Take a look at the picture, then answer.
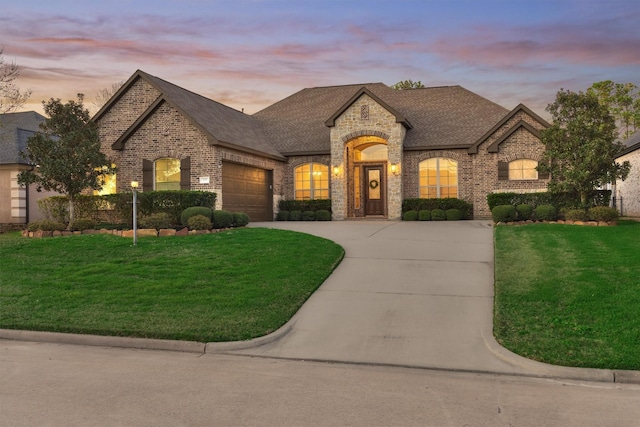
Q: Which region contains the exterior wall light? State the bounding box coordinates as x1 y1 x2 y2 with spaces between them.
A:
333 166 340 176
390 163 399 175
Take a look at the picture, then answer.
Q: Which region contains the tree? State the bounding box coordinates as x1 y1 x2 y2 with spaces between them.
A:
538 88 630 207
0 48 32 114
391 79 425 90
91 80 124 113
588 80 640 139
18 94 115 227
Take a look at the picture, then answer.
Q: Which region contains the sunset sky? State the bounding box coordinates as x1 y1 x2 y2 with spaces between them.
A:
2 0 639 119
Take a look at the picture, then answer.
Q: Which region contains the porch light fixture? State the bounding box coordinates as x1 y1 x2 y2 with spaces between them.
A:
131 181 139 246
390 163 399 175
333 166 340 176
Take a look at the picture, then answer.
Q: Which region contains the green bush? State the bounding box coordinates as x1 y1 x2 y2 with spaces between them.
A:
187 214 212 230
588 206 619 222
418 210 431 221
302 211 316 221
69 218 96 231
431 209 446 221
139 212 172 230
315 210 331 221
446 209 462 221
516 204 533 221
535 205 557 221
564 209 589 222
212 210 234 229
487 190 611 211
403 210 418 221
289 210 302 221
278 199 331 213
37 196 69 223
233 212 250 227
492 205 517 223
402 198 472 219
276 211 290 221
181 206 213 226
27 220 66 232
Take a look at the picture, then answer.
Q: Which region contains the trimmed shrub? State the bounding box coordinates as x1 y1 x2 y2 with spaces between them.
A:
446 209 462 221
139 212 172 230
588 206 619 222
289 210 302 221
431 209 446 221
181 206 213 226
418 210 431 221
402 198 472 219
403 210 418 221
535 205 557 221
278 199 331 213
276 211 290 221
233 212 250 227
487 190 611 212
69 218 96 231
27 220 66 232
212 210 234 229
315 210 331 221
302 211 316 221
564 209 589 222
187 214 212 230
492 205 516 223
516 204 533 221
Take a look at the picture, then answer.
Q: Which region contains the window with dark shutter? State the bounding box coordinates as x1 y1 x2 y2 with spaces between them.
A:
498 161 509 180
143 159 153 192
180 157 191 190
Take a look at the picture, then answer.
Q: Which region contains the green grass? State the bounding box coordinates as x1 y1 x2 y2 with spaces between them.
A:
0 228 344 342
494 220 640 370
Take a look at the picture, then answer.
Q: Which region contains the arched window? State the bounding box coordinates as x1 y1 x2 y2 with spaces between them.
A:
294 163 329 200
155 158 181 190
509 159 538 180
419 158 458 198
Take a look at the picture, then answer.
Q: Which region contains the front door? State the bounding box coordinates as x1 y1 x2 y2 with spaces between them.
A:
364 165 384 216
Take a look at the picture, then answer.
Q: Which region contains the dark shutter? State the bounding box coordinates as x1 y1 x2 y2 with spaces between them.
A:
537 164 550 180
498 161 509 180
143 159 153 192
180 157 191 190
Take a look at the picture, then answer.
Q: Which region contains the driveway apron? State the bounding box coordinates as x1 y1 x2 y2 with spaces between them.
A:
234 221 524 374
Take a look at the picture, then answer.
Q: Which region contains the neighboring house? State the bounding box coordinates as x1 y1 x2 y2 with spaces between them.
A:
615 131 640 217
94 70 550 220
0 111 58 228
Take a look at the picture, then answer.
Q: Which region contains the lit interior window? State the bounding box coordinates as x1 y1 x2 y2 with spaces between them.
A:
155 158 181 191
294 163 329 200
419 158 458 198
509 159 538 180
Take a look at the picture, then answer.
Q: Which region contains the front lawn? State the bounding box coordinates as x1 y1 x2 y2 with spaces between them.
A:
494 220 640 370
0 228 344 342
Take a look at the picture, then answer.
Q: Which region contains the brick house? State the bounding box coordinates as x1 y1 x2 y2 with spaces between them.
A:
94 70 550 220
615 131 640 217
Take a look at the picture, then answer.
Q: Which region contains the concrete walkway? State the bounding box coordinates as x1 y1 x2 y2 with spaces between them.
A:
220 220 520 373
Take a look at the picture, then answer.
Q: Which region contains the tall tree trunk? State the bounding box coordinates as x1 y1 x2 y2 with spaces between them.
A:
67 194 75 230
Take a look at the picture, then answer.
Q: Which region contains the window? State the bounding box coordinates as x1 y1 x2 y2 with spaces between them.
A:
155 158 181 191
294 163 329 200
509 159 538 180
419 158 458 198
354 144 388 161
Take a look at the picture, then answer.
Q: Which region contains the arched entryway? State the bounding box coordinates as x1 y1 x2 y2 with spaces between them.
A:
346 136 389 218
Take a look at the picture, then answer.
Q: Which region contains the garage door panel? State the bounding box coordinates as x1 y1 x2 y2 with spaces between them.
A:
222 162 272 222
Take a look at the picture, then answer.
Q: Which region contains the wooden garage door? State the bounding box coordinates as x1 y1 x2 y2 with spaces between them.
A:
222 162 272 221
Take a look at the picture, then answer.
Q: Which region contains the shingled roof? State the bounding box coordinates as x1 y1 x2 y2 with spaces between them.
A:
0 111 46 164
97 70 285 160
253 83 509 155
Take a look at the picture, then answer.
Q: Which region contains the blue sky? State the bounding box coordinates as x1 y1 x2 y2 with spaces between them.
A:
2 0 639 118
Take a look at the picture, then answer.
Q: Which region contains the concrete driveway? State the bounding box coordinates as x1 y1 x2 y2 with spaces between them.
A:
222 220 525 374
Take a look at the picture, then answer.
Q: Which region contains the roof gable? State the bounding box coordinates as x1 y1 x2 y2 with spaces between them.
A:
324 87 413 129
467 104 550 154
99 70 285 161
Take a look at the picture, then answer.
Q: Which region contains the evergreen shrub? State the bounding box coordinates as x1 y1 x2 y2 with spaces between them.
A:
418 210 431 221
535 205 557 221
403 210 418 221
492 205 516 223
212 210 234 229
446 209 462 221
431 209 446 221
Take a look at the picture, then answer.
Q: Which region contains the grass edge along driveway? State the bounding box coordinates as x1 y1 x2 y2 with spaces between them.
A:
494 220 640 370
0 228 344 343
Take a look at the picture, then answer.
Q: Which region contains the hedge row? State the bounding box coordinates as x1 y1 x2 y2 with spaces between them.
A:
491 204 619 223
278 199 331 213
402 198 473 219
37 191 217 228
403 208 463 221
276 210 332 221
486 190 611 211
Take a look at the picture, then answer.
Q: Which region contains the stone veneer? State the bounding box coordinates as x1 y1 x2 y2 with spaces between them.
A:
616 148 640 217
329 94 405 220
